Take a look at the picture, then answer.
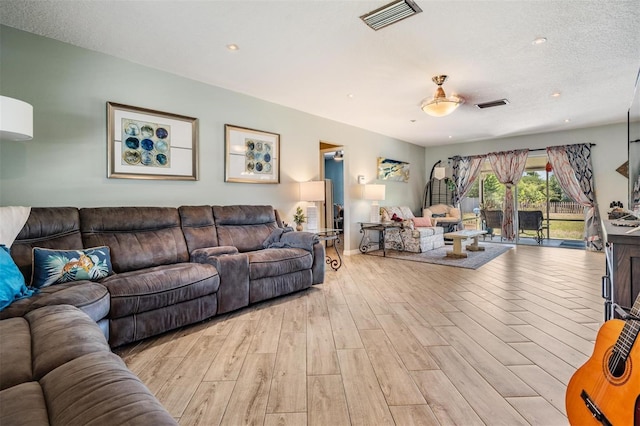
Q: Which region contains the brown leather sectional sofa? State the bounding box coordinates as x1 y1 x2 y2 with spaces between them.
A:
0 204 324 425
0 305 178 425
3 205 325 347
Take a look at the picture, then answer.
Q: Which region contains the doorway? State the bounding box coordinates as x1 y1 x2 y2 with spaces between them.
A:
320 142 344 230
320 141 345 254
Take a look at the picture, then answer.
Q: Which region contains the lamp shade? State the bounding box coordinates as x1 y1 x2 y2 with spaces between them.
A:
299 181 325 201
421 98 462 117
0 96 33 141
363 184 385 201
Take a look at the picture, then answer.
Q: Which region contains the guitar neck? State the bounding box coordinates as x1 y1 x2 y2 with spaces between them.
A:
614 296 640 358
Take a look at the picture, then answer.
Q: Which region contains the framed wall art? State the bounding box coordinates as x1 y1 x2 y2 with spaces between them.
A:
225 124 280 184
107 102 198 180
377 157 410 182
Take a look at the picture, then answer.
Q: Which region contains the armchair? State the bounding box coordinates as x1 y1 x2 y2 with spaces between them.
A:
423 204 463 233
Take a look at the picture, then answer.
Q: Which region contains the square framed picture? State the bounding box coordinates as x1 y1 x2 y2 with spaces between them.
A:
225 124 280 184
107 102 198 180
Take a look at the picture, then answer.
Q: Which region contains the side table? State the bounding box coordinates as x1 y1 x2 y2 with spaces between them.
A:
314 228 343 271
358 221 404 256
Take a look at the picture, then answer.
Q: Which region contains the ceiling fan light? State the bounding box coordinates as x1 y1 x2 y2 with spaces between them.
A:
421 97 463 117
420 75 464 117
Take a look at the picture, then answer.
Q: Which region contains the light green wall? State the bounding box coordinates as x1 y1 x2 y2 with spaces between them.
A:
424 122 630 220
0 25 426 253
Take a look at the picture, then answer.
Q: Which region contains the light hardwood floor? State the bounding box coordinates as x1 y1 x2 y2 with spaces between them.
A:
114 244 604 425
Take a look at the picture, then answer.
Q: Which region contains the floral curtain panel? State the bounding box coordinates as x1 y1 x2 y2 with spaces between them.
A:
487 149 529 240
451 155 486 206
547 143 602 251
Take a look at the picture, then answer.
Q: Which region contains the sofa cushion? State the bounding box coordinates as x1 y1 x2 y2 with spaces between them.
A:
0 281 110 323
213 205 279 252
101 263 219 319
40 351 178 425
0 317 32 391
0 382 49 426
247 248 313 280
179 205 218 253
11 207 84 284
26 305 112 381
31 246 112 288
80 207 189 273
381 206 415 222
412 216 433 227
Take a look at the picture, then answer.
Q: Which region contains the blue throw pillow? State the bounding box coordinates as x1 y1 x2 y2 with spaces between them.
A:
32 246 113 289
0 244 35 311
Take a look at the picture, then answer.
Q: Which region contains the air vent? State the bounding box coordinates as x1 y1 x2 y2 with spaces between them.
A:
475 99 510 109
360 0 422 31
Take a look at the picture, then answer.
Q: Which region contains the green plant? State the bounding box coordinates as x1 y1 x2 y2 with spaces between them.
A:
293 206 306 225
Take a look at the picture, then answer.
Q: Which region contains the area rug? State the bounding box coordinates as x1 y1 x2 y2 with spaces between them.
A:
559 240 586 249
368 243 513 269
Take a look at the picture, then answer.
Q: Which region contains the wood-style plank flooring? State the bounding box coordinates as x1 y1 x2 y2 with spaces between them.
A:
114 244 604 425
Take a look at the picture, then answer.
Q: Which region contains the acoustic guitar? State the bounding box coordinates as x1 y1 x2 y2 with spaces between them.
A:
565 296 640 425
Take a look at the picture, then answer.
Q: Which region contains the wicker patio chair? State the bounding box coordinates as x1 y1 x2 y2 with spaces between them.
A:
480 209 503 241
518 210 544 244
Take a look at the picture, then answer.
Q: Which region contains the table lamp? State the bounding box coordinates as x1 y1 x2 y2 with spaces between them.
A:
299 181 325 231
363 184 385 222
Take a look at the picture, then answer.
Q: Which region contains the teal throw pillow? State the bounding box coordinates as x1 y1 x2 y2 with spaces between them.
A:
0 244 35 311
32 246 113 288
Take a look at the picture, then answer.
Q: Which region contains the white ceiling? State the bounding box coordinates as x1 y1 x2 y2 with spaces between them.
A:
1 0 639 147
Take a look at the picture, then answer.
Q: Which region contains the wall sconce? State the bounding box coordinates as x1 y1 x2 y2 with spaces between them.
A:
0 96 33 141
363 184 385 222
299 181 325 231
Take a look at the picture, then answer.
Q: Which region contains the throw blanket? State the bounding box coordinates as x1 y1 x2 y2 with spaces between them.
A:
263 227 319 253
0 206 31 248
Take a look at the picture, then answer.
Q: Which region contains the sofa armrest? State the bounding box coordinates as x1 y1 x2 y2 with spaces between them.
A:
311 241 325 285
448 207 461 219
190 246 238 263
191 250 249 314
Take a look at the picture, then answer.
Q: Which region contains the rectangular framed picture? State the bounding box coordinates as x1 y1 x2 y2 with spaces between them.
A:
225 124 280 184
377 157 410 182
107 102 198 180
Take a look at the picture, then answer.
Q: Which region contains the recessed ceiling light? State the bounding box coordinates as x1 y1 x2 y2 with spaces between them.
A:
551 92 561 97
448 135 453 139
347 93 355 99
226 44 239 51
410 119 416 123
564 119 571 123
532 37 547 45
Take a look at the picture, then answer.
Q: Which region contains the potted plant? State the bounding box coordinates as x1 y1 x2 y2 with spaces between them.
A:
293 206 306 231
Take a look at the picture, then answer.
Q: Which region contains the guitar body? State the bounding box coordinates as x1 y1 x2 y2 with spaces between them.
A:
566 319 640 426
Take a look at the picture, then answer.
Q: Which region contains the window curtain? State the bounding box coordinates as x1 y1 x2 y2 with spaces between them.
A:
487 149 529 240
547 144 602 251
451 155 486 206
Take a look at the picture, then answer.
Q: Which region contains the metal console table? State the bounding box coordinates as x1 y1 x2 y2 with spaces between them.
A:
358 221 404 256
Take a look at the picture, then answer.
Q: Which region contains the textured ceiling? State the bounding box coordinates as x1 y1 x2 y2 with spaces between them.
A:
1 0 639 147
